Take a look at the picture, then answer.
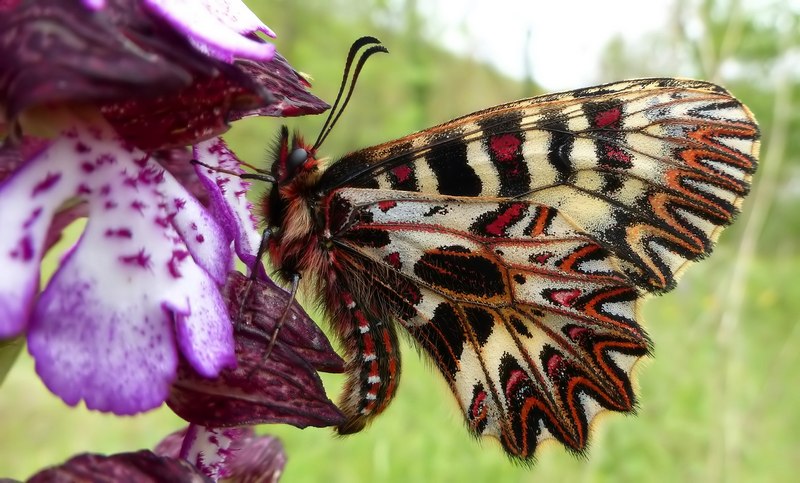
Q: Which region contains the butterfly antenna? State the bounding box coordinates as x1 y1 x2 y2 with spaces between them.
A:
312 37 379 149
312 37 388 150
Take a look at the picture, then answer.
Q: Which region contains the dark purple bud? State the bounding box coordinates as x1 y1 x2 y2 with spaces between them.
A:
223 431 287 483
27 451 213 483
0 0 328 151
168 271 345 429
231 53 332 119
0 0 220 119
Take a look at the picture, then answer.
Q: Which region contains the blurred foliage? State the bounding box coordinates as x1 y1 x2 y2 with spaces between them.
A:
2 0 798 481
230 0 535 170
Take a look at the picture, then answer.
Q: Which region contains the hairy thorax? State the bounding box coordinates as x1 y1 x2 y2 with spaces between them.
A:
267 169 330 284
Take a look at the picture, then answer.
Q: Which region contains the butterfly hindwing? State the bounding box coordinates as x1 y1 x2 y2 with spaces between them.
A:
324 189 650 456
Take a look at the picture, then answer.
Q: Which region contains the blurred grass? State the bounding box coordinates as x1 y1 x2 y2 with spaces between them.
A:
2 248 798 481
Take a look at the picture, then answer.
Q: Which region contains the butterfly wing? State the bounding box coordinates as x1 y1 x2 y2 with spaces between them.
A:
319 78 759 291
312 78 759 458
326 189 648 456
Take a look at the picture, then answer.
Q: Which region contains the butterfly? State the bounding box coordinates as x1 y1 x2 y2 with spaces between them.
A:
249 37 759 459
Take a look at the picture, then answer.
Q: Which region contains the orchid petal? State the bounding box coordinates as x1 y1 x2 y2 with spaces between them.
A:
169 272 345 429
232 55 332 119
143 0 276 63
156 425 286 482
193 138 262 270
0 125 235 413
81 0 105 11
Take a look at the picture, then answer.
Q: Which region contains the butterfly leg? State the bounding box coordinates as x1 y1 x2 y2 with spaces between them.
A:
335 290 402 434
235 229 298 373
233 228 273 323
262 272 300 361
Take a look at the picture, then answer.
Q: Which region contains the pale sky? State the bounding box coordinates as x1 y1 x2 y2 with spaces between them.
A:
422 0 674 89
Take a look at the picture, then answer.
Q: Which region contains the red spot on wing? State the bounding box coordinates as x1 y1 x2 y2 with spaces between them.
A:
550 288 581 307
384 252 402 269
567 326 590 341
471 390 487 419
485 203 526 237
378 200 397 213
391 165 412 184
546 354 565 378
532 252 554 265
595 107 621 128
490 134 522 161
604 145 632 166
505 369 528 400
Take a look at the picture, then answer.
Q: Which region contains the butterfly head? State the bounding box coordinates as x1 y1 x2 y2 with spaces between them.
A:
266 125 321 222
271 125 320 185
261 37 388 269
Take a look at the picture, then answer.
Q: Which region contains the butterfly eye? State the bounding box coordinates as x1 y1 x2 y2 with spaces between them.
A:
287 148 308 173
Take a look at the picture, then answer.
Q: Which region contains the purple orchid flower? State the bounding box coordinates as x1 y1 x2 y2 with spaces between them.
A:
27 450 214 483
27 425 287 482
155 426 287 482
0 0 330 419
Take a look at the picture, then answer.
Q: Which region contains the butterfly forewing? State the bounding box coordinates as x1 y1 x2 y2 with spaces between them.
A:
318 78 758 292
268 78 759 459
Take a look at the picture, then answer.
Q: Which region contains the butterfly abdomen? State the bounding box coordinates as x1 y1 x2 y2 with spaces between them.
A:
265 138 405 434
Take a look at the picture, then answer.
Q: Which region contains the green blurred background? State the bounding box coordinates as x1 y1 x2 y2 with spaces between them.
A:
2 0 799 481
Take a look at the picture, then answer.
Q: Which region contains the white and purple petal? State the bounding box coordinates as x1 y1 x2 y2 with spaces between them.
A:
143 0 276 63
156 425 286 482
193 138 262 272
81 0 105 11
0 125 235 413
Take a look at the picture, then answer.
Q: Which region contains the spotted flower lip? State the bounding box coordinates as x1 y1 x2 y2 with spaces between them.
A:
0 124 237 413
